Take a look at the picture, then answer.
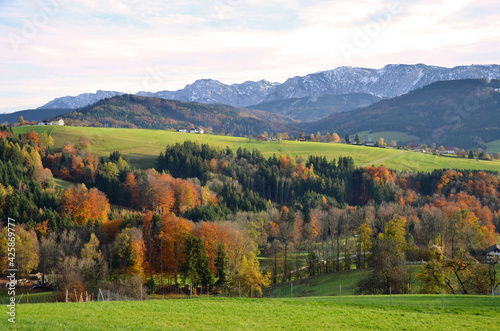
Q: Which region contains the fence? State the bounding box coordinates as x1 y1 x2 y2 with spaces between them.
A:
4 283 498 312
264 280 500 311
0 292 58 305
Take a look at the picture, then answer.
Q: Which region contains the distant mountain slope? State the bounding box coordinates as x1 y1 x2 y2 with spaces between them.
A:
306 79 500 149
264 64 500 102
247 93 381 122
137 79 277 108
38 90 124 109
54 95 297 137
37 64 500 113
0 107 72 124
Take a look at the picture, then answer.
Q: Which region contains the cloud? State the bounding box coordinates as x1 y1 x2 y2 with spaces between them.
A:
0 0 499 113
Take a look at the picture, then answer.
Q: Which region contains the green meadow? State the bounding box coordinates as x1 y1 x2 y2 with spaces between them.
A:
2 296 498 330
356 130 420 143
12 126 500 172
486 139 500 153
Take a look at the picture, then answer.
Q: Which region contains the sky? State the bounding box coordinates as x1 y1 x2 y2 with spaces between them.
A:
1 0 499 113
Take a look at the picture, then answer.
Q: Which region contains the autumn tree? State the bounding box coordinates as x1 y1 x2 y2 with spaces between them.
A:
63 184 110 225
238 252 270 297
113 227 145 276
161 214 193 285
356 218 373 268
357 215 409 294
332 133 340 143
0 225 39 276
81 233 100 260
40 131 54 150
378 137 385 148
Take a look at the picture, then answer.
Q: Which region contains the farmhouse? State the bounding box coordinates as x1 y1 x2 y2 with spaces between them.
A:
365 140 376 147
443 146 456 155
406 143 420 150
179 127 204 134
37 118 65 126
484 243 500 262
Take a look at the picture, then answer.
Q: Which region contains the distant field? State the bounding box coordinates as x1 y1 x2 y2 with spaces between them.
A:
2 296 498 330
12 126 401 169
357 130 420 143
486 139 500 153
12 126 500 172
372 151 500 172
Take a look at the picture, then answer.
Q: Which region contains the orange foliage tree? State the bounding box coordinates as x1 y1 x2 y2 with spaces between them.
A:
161 214 193 285
63 184 110 225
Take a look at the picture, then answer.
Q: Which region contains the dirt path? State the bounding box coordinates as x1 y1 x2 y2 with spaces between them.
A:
360 150 407 167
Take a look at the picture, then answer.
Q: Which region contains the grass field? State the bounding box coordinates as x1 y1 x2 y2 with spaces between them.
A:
357 130 420 143
370 151 500 172
486 139 500 153
2 296 498 330
12 126 402 169
264 269 371 298
12 126 500 172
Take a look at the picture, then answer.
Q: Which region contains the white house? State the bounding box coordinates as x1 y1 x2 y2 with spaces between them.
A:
178 128 189 133
38 118 64 126
485 244 500 262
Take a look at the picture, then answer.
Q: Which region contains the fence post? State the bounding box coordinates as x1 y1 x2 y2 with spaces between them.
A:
339 284 341 303
390 286 392 305
239 282 241 298
441 290 444 308
190 282 192 299
493 286 497 311
66 289 68 303
108 289 110 301
291 282 293 299
141 284 143 301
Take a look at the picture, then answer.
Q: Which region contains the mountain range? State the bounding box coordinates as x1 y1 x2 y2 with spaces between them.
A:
307 79 500 149
37 64 500 122
3 63 500 150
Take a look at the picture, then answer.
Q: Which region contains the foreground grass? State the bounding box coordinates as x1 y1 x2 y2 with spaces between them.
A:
2 296 498 330
12 126 500 172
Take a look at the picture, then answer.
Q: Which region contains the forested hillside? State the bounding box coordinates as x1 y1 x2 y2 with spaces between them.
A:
54 95 296 137
0 127 499 298
308 79 500 149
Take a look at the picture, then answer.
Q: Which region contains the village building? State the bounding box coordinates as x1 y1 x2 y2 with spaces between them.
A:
37 118 65 126
485 244 500 262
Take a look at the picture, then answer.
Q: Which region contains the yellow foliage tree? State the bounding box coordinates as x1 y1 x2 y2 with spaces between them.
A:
237 251 270 297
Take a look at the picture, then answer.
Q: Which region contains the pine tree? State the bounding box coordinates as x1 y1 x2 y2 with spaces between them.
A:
345 133 351 144
215 244 228 288
355 133 361 145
